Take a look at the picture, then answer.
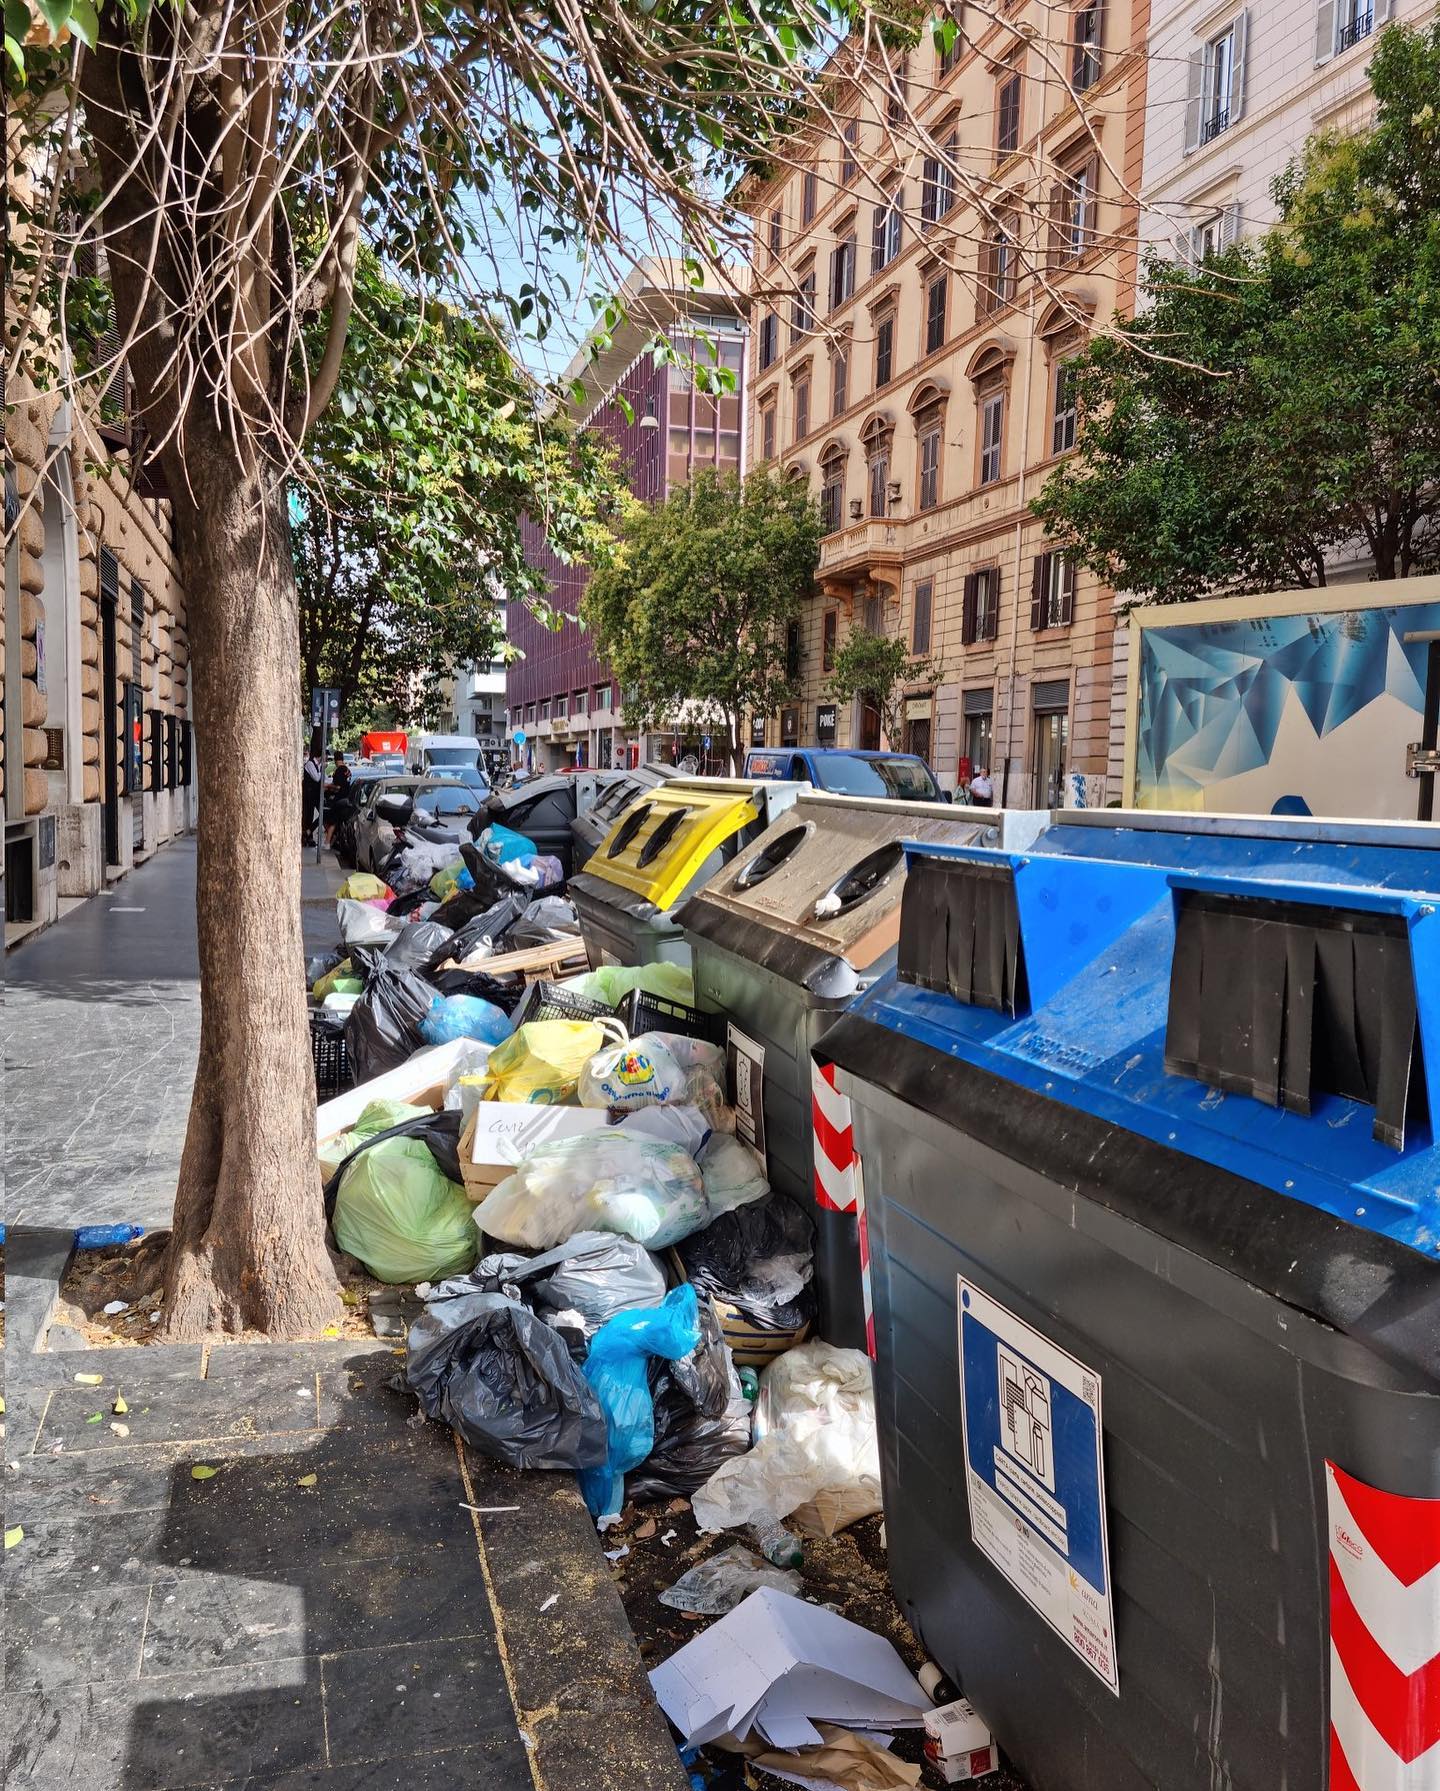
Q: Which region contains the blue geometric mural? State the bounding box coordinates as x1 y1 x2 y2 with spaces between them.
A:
1136 601 1438 813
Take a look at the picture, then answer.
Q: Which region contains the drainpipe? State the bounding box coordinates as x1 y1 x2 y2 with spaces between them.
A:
1001 277 1040 808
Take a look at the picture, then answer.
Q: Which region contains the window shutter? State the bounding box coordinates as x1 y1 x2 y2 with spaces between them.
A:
1229 10 1248 121
1030 555 1047 630
1221 202 1242 248
922 157 939 223
1047 182 1065 265
891 190 905 259
1183 48 1205 152
978 234 995 314
100 545 120 604
1059 558 1076 626
962 572 978 645
871 205 887 273
1092 0 1107 69
1315 0 1336 60
1376 0 1394 19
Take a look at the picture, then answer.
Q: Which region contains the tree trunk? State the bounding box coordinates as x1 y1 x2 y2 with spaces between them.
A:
160 437 340 1338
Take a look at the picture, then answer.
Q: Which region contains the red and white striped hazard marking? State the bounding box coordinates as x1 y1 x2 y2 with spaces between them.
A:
1326 1460 1440 1791
811 1061 875 1357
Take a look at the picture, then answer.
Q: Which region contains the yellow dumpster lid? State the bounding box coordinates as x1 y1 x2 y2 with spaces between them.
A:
585 782 762 912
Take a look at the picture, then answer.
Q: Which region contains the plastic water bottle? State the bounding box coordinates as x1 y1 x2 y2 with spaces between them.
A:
748 1516 804 1568
738 1367 760 1405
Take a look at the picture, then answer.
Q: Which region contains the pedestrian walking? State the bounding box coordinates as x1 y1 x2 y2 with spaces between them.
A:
969 766 993 808
302 732 324 846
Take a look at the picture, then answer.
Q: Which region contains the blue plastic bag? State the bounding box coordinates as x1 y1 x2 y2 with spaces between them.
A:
481 823 539 867
578 1284 701 1521
419 993 513 1047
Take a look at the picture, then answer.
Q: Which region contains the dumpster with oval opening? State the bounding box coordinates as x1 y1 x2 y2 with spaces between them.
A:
474 771 619 880
567 776 806 970
678 792 1046 1347
570 761 680 873
816 809 1440 1791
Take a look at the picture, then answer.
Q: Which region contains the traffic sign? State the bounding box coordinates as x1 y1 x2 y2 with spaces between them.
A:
513 728 527 746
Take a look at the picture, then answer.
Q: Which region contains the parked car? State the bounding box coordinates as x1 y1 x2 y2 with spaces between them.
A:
352 776 485 874
743 746 948 803
330 765 391 867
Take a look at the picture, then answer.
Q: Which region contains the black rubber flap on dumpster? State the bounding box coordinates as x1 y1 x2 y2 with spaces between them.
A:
819 1013 1440 1383
1165 891 1427 1151
897 855 1027 1016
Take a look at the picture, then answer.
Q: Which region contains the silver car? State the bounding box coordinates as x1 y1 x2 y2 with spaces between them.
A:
351 776 485 875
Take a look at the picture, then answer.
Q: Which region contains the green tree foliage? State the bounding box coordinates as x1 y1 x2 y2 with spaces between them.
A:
824 626 943 748
582 468 822 771
293 255 628 722
1034 21 1440 601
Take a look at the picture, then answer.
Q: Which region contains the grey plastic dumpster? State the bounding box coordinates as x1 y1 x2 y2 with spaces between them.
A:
817 810 1440 1791
570 761 679 872
679 792 1046 1349
568 777 805 970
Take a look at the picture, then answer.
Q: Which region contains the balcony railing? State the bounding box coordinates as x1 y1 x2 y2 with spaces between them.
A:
1338 8 1373 49
1200 105 1230 145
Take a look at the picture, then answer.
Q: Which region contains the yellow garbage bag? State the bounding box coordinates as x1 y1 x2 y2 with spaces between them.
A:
480 1019 614 1105
337 872 393 903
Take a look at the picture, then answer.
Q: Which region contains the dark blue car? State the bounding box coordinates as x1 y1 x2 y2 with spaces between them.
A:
743 746 947 802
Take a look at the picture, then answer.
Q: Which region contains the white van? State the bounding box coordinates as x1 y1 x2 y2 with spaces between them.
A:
408 733 486 780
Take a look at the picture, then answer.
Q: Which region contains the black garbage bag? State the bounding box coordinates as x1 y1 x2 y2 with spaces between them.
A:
507 896 580 949
673 1193 817 1334
431 967 525 1011
406 1289 608 1470
321 1108 465 1219
344 961 438 1083
385 920 456 972
627 1297 751 1501
468 1232 669 1360
424 894 526 973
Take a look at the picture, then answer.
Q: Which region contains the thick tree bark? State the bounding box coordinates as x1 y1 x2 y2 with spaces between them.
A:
160 441 340 1337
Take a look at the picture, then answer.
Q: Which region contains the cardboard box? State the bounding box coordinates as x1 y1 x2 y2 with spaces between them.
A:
460 1102 611 1203
922 1700 1000 1782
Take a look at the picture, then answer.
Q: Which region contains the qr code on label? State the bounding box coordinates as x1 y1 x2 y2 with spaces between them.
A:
1082 1375 1098 1407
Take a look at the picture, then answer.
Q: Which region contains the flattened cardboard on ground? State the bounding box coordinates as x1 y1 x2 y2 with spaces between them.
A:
315 1037 475 1165
649 1585 929 1751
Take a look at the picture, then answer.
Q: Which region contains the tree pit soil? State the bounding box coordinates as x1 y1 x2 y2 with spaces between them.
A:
48 1233 410 1348
608 1500 1029 1790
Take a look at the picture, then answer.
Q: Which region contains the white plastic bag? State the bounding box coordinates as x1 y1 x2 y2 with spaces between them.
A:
473 1133 708 1250
441 1042 498 1118
397 839 461 888
336 898 402 946
616 1105 713 1154
579 1033 686 1111
690 1342 882 1537
697 1132 769 1216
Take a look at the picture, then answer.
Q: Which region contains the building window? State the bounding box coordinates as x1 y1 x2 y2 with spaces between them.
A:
573 688 588 714
539 699 551 721
785 619 802 679
1188 14 1247 150
830 232 856 309
918 413 942 511
964 701 994 777
761 403 777 462
1051 359 1077 454
979 218 1017 316
554 694 568 719
939 20 962 75
912 579 933 654
1032 698 1069 807
759 311 778 370
1333 0 1375 53
802 168 819 224
1052 156 1098 263
875 314 894 389
1184 202 1240 263
823 607 838 671
919 138 957 225
593 684 609 710
979 386 1005 484
924 273 948 355
820 448 846 532
863 592 885 634
868 446 890 518
997 69 1022 157
887 54 909 124
841 120 859 184
768 207 783 258
1031 551 1076 629
792 267 816 344
962 566 1001 643
794 375 811 443
870 191 904 274
832 348 848 418
1072 1 1102 91
781 704 801 746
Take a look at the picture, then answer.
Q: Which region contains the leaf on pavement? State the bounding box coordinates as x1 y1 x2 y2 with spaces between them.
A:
4 1526 22 1550
74 1373 103 1385
190 1464 219 1480
297 1473 318 1487
85 1413 102 1424
113 1396 128 1414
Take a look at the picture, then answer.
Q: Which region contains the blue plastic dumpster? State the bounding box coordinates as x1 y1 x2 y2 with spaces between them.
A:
816 810 1440 1791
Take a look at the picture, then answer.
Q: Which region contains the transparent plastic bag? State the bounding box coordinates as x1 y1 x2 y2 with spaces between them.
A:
579 1033 686 1111
690 1342 882 1537
696 1132 770 1219
658 1545 801 1615
560 962 694 1007
332 1135 477 1283
337 897 402 947
419 993 512 1047
578 1284 701 1521
473 1133 707 1250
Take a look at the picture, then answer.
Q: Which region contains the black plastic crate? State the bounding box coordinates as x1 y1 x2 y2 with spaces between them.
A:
310 1009 353 1099
511 981 616 1030
619 987 726 1045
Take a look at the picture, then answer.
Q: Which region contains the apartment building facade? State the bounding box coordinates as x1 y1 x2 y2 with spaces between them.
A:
507 260 748 774
741 0 1149 803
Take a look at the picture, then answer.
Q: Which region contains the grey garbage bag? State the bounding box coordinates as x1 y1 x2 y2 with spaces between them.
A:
467 1232 669 1359
508 896 580 949
385 920 456 972
405 1289 607 1470
627 1297 752 1501
344 961 438 1083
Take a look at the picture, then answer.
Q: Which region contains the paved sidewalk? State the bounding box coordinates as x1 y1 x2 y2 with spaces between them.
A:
6 843 348 1233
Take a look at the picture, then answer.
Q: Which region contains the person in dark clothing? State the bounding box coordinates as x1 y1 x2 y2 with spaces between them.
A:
302 730 324 845
325 750 353 846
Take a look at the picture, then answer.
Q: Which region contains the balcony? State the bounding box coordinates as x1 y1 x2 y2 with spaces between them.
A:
1337 8 1373 48
818 517 903 576
1199 106 1230 146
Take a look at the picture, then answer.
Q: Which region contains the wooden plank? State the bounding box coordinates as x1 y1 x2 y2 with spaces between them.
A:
446 937 587 977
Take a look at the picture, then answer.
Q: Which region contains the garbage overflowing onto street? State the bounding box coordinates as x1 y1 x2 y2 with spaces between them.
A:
304 785 1026 1788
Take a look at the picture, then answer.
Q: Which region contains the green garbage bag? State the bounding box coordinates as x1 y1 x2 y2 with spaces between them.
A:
332 1135 478 1284
318 1098 432 1179
560 962 694 1008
